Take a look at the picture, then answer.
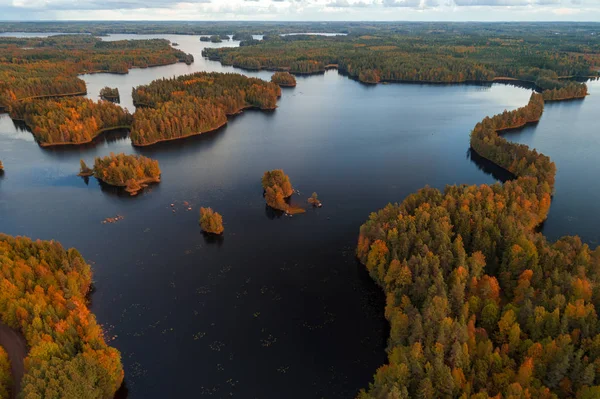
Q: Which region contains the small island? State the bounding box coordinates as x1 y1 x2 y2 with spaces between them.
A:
262 169 305 214
82 153 161 195
99 86 120 102
271 72 297 87
232 33 253 41
199 207 224 235
307 192 322 207
0 160 3 171
171 42 179 46
200 35 222 43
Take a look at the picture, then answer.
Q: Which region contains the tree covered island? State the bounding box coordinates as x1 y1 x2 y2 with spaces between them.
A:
9 97 132 147
199 207 225 235
261 169 304 214
99 86 120 102
84 153 161 195
271 72 297 87
130 72 281 146
0 234 124 398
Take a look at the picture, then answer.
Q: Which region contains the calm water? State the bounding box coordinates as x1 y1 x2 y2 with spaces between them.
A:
506 80 600 247
0 33 594 398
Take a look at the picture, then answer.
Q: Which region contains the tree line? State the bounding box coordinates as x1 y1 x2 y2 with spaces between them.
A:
356 90 600 397
0 234 124 398
130 72 280 146
203 33 596 95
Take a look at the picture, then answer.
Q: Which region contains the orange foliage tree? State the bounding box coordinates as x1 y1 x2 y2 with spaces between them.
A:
0 234 123 398
199 207 225 235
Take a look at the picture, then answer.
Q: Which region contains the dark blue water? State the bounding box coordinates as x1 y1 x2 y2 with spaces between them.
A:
2 33 593 398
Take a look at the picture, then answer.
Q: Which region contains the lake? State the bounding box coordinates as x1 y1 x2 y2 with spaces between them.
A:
0 33 596 398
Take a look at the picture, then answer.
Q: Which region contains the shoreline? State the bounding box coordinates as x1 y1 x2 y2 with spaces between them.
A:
206 56 596 96
17 91 87 102
37 126 132 147
99 176 161 195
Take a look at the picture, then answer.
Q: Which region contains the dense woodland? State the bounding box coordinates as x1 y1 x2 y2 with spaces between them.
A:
130 72 280 146
0 234 123 398
204 30 599 94
92 153 161 195
356 84 600 397
262 170 294 211
10 97 132 146
0 35 193 110
271 72 297 87
0 347 9 399
199 207 225 235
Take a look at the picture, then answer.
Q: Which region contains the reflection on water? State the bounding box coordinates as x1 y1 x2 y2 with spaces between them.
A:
467 148 515 183
0 32 597 398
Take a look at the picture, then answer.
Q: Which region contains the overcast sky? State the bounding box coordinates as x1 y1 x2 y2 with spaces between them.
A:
2 0 599 22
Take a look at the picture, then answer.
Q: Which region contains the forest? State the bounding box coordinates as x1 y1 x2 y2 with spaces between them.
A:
203 29 599 94
0 347 9 399
10 97 132 147
0 234 123 398
271 72 297 87
130 72 281 146
356 82 600 397
91 153 161 195
0 35 193 110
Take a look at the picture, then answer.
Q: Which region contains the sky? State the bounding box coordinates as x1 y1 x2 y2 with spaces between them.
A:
2 0 600 22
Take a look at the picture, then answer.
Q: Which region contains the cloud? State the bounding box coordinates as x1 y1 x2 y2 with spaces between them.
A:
0 0 598 20
327 0 371 7
383 0 421 6
10 0 210 11
453 0 528 5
